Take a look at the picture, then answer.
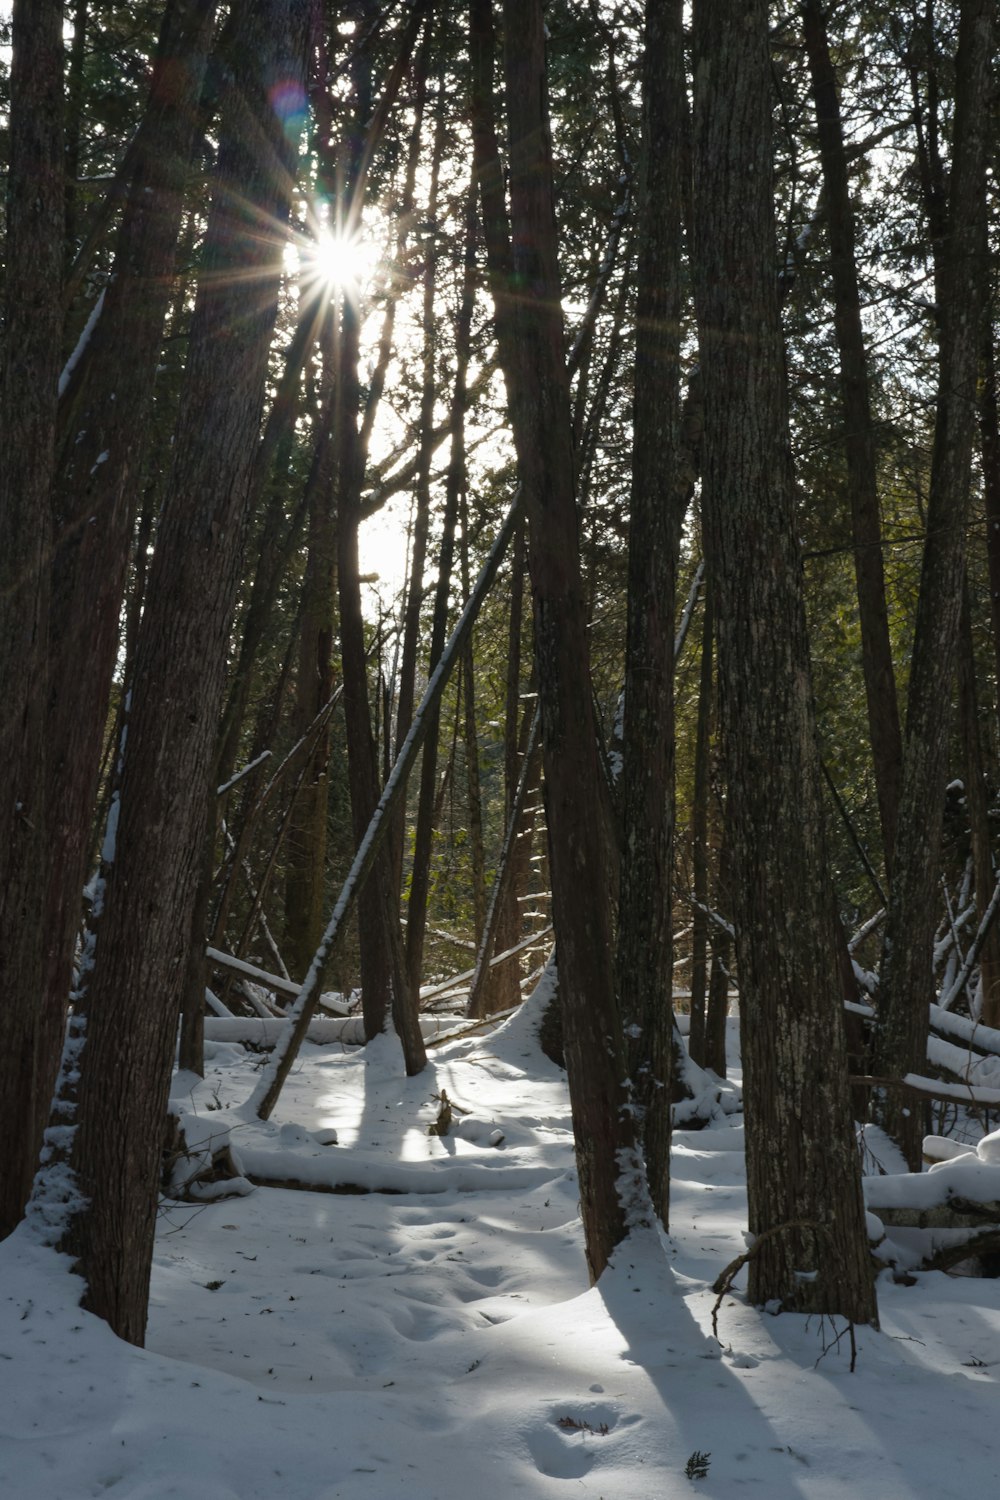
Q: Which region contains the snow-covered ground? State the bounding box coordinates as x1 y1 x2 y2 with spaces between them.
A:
3 994 1000 1499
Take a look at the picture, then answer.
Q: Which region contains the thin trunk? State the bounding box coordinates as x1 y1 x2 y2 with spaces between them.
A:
404 196 477 993
394 72 446 774
459 502 487 946
615 0 686 1229
692 0 877 1321
63 0 89 266
283 316 338 979
480 517 529 1014
802 0 902 874
703 805 731 1081
958 585 1000 1026
467 707 541 1020
688 583 713 1068
875 0 994 1169
0 0 63 1238
250 489 525 1122
54 0 309 1343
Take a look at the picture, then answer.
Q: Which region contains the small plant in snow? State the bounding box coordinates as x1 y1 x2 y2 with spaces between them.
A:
685 1450 711 1480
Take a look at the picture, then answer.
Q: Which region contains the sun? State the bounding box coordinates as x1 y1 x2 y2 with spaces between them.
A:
297 228 380 302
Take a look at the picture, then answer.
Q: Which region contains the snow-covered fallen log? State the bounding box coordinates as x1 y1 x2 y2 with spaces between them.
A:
200 1014 466 1048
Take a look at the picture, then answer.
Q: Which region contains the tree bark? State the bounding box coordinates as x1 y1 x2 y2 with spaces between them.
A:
801 0 902 875
0 0 64 1239
500 0 638 1281
614 0 686 1229
56 0 309 1343
40 0 219 1185
874 0 994 1169
691 0 877 1321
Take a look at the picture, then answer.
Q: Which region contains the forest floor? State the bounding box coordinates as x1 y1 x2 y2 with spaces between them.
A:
3 987 1000 1499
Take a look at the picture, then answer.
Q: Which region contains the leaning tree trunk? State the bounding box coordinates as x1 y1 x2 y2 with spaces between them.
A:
874 0 994 1170
52 0 310 1344
500 0 638 1282
691 0 877 1322
614 0 686 1230
0 0 64 1239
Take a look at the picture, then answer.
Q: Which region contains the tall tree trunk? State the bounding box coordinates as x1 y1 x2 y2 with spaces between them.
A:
500 0 638 1281
40 0 219 1189
481 518 530 1014
404 196 477 992
874 0 994 1169
614 0 686 1229
0 0 64 1239
691 0 877 1322
394 71 446 798
283 313 338 980
458 499 488 946
802 0 902 875
336 292 395 1044
54 0 309 1343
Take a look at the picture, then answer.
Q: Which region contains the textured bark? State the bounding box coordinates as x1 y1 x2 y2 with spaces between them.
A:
501 0 637 1281
875 0 994 1169
614 0 686 1228
802 0 902 874
60 0 309 1343
0 0 63 1239
41 0 218 1178
691 0 877 1321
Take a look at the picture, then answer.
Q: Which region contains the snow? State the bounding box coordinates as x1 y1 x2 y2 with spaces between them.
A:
5 1001 1000 1498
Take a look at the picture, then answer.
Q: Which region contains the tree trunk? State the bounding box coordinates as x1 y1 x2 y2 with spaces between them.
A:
614 0 686 1229
458 498 488 947
691 0 877 1322
703 796 731 1081
283 317 339 979
404 196 476 993
801 0 902 875
40 0 219 1189
0 0 64 1239
957 585 1000 1026
500 0 638 1281
874 0 994 1169
688 582 714 1068
55 0 309 1343
481 519 530 1015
